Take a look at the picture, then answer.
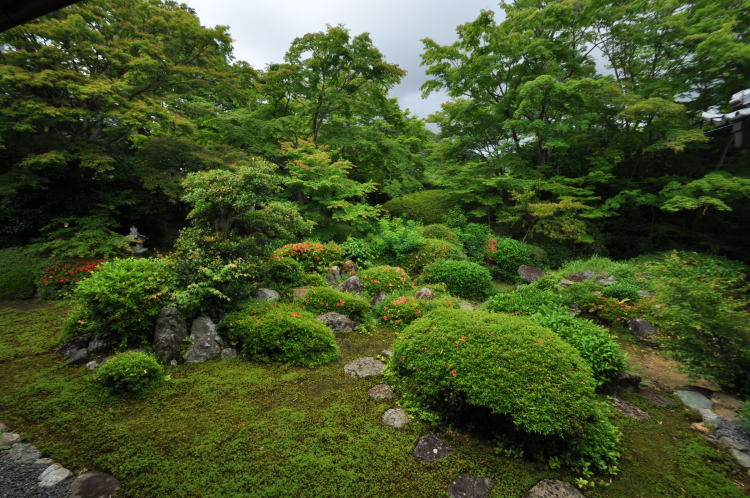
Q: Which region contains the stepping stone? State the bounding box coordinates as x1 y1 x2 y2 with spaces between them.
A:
675 390 713 410
449 474 495 498
698 408 724 429
38 463 72 487
412 434 451 463
381 408 409 428
368 384 394 400
6 443 41 463
524 479 584 497
0 432 20 446
35 458 54 465
641 391 673 408
344 357 385 378
612 396 651 421
730 449 750 469
69 471 121 498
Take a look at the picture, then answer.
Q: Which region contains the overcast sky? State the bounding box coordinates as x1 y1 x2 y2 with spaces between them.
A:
183 0 502 119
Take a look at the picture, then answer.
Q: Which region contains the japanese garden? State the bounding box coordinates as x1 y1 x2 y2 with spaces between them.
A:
0 0 749 496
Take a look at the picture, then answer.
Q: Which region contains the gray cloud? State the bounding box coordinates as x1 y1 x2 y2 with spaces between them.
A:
184 0 501 118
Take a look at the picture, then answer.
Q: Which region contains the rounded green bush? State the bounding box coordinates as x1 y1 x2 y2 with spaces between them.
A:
359 265 412 295
601 281 640 301
0 247 45 299
301 286 370 321
388 309 597 435
95 351 164 395
404 238 465 274
420 259 492 300
375 293 459 329
482 288 568 315
532 312 627 386
420 224 460 244
63 258 177 348
486 237 534 280
261 256 305 288
225 302 340 367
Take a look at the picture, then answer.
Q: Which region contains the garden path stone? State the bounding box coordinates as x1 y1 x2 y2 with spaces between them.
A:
448 474 495 498
344 357 385 378
339 276 362 294
675 390 713 411
317 312 357 333
641 391 673 408
412 434 452 463
253 288 280 301
38 464 71 487
68 471 121 498
0 432 20 446
517 265 546 283
523 479 584 497
612 396 650 421
381 408 409 428
730 449 750 469
6 443 41 464
153 306 188 362
368 384 394 400
183 315 223 363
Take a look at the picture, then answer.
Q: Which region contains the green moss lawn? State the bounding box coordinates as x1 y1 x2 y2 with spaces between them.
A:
0 300 747 497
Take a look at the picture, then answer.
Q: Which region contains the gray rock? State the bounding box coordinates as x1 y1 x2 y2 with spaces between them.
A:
381 408 409 428
730 449 750 469
86 337 107 355
568 271 594 282
253 288 281 301
714 419 750 450
317 312 358 333
524 479 584 498
371 291 388 307
85 360 98 371
381 349 393 358
558 279 575 287
597 275 618 286
641 391 673 408
412 434 452 463
153 306 188 362
38 463 72 487
170 359 178 367
368 384 394 400
341 260 357 276
6 443 41 464
518 265 547 283
183 315 223 363
69 471 120 498
339 276 362 294
698 408 724 429
718 436 748 451
0 432 20 446
221 348 238 360
627 318 658 344
601 371 641 393
59 334 92 357
449 474 495 498
35 458 54 465
67 348 89 365
415 287 435 300
344 357 385 378
675 390 713 411
612 396 651 421
326 265 341 284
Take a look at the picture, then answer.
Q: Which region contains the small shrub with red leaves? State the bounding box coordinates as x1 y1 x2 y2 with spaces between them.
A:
37 259 104 299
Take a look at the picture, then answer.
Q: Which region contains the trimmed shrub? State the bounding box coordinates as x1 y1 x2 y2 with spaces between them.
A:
301 286 370 321
387 309 619 474
601 281 640 301
261 257 305 289
301 272 327 287
532 312 627 386
37 259 104 299
420 224 460 244
225 302 340 367
485 237 534 280
341 237 380 269
456 223 493 262
63 258 177 348
382 189 457 224
0 247 45 299
94 351 165 395
420 260 493 300
403 238 465 274
273 241 342 273
360 265 412 295
482 288 568 316
375 294 459 330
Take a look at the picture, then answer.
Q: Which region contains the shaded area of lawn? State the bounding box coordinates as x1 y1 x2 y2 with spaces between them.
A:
0 300 746 497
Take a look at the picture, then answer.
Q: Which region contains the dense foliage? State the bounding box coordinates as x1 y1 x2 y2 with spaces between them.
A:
300 287 371 321
359 265 412 295
374 293 459 329
420 259 493 300
0 247 45 299
225 302 340 367
94 351 165 395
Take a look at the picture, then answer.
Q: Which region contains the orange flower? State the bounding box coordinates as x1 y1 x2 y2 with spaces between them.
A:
450 369 457 376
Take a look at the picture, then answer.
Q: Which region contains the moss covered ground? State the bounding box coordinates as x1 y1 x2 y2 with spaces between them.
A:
0 299 748 497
